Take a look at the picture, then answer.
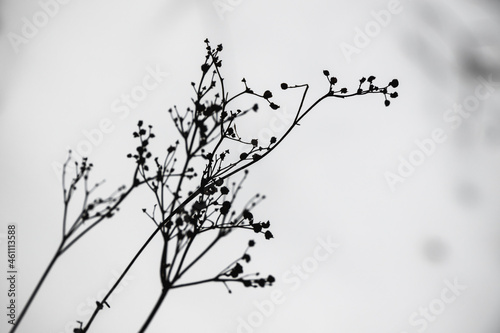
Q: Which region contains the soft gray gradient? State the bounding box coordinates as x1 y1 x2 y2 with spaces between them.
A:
1 0 500 332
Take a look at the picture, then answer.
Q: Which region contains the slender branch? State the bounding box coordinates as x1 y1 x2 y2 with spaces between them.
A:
77 41 399 332
9 241 64 333
175 233 222 281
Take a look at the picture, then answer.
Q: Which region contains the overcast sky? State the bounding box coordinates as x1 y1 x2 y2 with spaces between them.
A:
2 1 500 332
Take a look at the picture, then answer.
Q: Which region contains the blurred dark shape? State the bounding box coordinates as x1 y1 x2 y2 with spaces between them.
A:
423 237 448 263
399 1 458 87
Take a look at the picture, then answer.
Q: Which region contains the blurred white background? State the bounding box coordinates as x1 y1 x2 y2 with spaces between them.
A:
1 0 500 332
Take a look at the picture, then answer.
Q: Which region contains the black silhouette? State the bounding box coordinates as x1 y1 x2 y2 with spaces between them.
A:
10 40 398 333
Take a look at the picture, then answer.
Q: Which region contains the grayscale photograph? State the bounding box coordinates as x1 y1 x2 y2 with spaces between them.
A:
1 0 500 332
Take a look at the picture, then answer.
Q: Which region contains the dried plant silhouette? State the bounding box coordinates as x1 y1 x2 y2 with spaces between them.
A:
10 40 399 333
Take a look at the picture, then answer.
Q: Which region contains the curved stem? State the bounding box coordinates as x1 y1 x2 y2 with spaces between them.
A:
10 241 64 333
